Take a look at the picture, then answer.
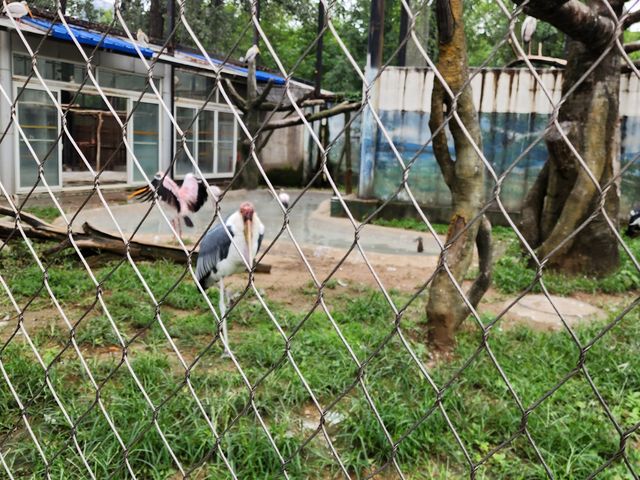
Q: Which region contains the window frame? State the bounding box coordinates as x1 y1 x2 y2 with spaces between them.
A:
173 99 238 180
13 83 63 192
12 54 163 191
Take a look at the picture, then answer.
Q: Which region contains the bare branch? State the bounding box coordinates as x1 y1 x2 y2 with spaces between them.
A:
428 81 455 187
223 78 247 112
520 0 617 50
624 41 640 54
260 101 361 131
250 79 274 109
464 215 493 313
623 9 640 29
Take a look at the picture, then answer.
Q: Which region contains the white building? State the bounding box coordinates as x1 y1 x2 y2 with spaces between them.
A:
0 14 312 195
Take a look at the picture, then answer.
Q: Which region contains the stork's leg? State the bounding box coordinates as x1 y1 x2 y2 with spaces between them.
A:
219 278 230 357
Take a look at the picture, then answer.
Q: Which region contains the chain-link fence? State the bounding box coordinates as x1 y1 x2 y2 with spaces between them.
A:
0 0 639 478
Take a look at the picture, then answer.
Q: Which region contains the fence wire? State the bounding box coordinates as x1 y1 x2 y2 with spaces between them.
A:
0 0 638 478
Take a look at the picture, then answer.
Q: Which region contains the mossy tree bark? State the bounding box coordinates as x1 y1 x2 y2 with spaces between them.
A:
519 0 626 275
426 0 492 351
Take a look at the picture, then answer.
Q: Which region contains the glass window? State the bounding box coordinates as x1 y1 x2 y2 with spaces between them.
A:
132 102 159 182
175 107 196 175
217 112 235 174
198 110 215 174
18 89 60 188
99 69 149 92
175 70 217 101
174 106 236 177
14 54 85 83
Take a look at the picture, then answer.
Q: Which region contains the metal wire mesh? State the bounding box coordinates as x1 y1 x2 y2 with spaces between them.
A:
0 0 638 478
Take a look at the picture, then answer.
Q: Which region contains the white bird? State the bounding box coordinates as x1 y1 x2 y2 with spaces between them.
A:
278 188 290 209
240 44 260 64
3 1 32 20
521 16 537 56
136 28 149 47
196 202 264 356
128 172 213 238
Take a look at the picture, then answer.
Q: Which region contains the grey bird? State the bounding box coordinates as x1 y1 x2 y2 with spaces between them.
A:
415 237 424 253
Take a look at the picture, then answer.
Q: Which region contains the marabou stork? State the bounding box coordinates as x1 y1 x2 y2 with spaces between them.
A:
128 172 219 238
627 207 640 238
521 16 537 56
196 202 264 356
278 189 290 209
3 1 32 20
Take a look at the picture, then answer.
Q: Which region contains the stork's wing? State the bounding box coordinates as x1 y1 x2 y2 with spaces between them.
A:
134 174 180 211
196 223 233 285
181 174 209 213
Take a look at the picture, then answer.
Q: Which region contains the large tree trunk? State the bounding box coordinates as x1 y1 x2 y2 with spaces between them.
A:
426 0 492 351
520 0 622 275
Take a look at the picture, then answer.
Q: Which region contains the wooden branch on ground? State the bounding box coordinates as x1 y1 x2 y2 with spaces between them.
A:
260 101 361 132
0 211 271 272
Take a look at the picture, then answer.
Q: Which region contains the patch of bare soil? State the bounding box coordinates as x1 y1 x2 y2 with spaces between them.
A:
224 242 440 312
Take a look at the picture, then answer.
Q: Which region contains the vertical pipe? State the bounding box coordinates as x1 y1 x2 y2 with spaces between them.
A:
167 0 176 175
358 0 385 199
398 0 409 66
253 0 260 47
314 0 325 98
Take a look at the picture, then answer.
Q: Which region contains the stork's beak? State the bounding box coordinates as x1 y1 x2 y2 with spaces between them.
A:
128 186 149 200
244 219 253 268
27 6 32 17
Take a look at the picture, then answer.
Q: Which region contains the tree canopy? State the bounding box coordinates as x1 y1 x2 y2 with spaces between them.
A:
29 0 572 97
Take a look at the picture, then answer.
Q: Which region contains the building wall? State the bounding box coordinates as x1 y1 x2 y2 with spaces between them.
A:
360 67 640 213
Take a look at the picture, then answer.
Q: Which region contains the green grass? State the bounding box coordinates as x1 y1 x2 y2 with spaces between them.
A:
0 241 639 478
371 217 516 240
372 216 640 295
24 206 61 223
493 233 640 295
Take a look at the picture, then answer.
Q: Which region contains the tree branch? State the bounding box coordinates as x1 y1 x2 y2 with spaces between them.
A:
428 81 455 187
250 79 274 109
623 9 640 29
260 101 361 131
463 215 493 315
519 0 617 50
624 41 640 54
223 79 247 112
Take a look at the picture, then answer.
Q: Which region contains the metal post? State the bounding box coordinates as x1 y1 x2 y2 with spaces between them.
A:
253 0 260 47
314 0 325 98
167 0 176 175
398 0 409 66
358 0 385 199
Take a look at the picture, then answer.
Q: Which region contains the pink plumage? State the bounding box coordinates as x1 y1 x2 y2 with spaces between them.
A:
128 171 214 237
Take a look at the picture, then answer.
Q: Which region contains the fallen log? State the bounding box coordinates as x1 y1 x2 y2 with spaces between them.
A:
0 209 271 273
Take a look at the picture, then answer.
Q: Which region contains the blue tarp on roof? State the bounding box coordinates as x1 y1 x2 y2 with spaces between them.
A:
181 51 286 85
20 17 286 85
22 17 154 59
